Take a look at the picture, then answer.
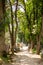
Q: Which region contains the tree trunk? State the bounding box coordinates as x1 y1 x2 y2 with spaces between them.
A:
41 15 43 37
36 35 41 54
9 0 18 55
36 11 43 54
15 0 18 46
0 0 7 55
23 0 34 51
9 0 15 55
31 40 34 49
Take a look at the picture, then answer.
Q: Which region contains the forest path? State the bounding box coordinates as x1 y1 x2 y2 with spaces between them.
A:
3 46 43 65
11 50 42 65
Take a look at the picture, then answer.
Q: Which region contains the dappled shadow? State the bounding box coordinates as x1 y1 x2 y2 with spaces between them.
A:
9 52 41 65
2 51 43 65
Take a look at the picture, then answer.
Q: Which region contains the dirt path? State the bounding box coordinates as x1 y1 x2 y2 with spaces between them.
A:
1 46 42 65
2 50 43 65
13 51 42 65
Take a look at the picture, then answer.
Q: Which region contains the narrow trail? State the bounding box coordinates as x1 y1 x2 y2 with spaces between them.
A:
3 46 43 65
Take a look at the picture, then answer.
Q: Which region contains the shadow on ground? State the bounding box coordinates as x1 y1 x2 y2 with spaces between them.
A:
1 51 43 65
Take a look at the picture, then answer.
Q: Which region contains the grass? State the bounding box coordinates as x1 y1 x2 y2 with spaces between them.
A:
0 55 10 63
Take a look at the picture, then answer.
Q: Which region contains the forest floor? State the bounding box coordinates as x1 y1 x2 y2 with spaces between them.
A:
1 46 43 65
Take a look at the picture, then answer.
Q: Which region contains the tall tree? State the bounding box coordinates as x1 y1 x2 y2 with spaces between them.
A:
0 0 7 55
14 0 18 46
8 0 18 55
23 0 34 50
9 0 15 55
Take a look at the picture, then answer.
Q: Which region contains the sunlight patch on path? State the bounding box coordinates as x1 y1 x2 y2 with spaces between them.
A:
14 46 41 59
15 51 41 59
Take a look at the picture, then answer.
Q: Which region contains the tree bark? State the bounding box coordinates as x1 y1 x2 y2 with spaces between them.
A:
15 0 18 46
9 0 15 55
36 35 41 54
0 0 7 55
23 0 34 50
9 0 18 55
41 15 43 37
